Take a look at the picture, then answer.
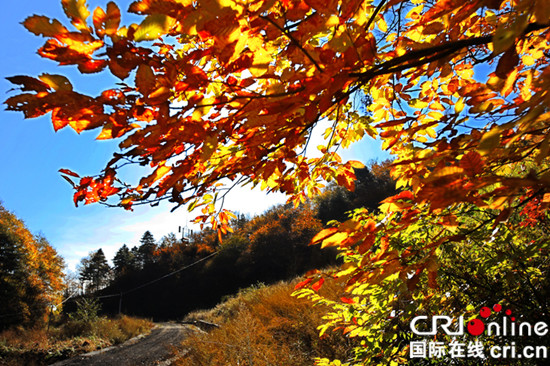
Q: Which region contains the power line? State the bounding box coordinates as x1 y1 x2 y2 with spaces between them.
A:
0 252 218 320
97 251 218 299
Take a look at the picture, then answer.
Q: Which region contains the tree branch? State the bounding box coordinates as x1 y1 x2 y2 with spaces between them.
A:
260 15 324 73
350 22 550 81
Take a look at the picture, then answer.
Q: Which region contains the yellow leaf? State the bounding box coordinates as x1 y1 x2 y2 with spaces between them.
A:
96 123 114 140
429 101 445 111
325 15 339 27
62 0 91 32
134 14 175 41
348 160 365 169
408 99 429 109
147 86 171 103
426 127 437 138
478 127 502 154
489 196 508 210
152 164 171 185
427 166 464 180
522 54 535 66
321 232 349 248
250 48 272 76
501 68 518 97
201 134 218 161
454 97 465 113
311 227 338 244
377 16 388 32
39 74 73 91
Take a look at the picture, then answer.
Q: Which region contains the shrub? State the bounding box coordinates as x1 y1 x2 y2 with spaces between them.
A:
0 315 153 365
68 297 100 323
177 279 353 366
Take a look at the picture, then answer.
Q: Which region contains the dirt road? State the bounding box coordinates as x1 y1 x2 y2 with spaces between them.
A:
51 323 195 366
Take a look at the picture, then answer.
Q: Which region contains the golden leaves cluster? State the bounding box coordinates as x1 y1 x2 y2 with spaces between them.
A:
5 0 550 245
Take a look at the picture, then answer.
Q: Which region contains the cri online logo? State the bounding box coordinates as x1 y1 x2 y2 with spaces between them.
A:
410 304 548 337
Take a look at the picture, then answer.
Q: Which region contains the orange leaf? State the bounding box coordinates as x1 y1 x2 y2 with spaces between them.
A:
341 297 355 304
135 64 156 95
62 0 91 33
104 2 121 36
23 15 68 37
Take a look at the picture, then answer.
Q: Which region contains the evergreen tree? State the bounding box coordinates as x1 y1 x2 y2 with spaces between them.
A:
113 244 136 279
78 249 111 293
137 231 157 267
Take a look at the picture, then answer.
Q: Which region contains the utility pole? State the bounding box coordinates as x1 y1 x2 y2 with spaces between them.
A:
178 225 193 244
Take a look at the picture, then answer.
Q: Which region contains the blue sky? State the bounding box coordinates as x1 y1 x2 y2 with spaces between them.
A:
0 0 389 271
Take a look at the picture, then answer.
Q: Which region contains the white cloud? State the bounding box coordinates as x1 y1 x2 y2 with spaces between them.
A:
53 185 287 271
52 123 389 272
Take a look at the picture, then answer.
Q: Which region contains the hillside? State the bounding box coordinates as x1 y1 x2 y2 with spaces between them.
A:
176 278 354 366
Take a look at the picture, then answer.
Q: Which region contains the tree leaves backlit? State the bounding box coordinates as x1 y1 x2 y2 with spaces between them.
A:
5 0 550 363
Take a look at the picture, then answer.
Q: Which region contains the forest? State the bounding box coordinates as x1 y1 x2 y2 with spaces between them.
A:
70 163 396 319
3 0 550 364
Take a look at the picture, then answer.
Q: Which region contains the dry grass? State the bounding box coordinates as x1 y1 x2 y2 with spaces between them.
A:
0 315 153 365
177 279 353 366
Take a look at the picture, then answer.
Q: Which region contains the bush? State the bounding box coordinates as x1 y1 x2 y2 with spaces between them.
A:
0 315 153 365
68 297 100 322
177 278 354 366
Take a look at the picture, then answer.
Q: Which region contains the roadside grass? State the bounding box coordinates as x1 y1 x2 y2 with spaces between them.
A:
0 315 153 365
177 278 355 366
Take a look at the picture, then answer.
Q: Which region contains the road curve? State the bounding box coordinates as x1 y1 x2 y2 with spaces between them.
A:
51 323 194 366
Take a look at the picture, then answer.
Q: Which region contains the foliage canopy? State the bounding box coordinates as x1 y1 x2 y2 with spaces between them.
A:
0 203 65 329
6 0 550 364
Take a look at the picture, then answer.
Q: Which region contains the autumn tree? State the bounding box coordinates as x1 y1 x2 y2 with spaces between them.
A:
6 0 550 364
0 202 65 329
158 232 179 248
315 161 397 224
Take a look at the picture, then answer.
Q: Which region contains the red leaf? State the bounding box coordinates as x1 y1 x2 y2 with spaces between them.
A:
312 278 325 292
59 168 80 178
495 48 519 78
427 270 438 289
78 59 108 73
383 190 414 203
294 278 313 290
341 297 355 304
460 151 484 176
6 76 50 92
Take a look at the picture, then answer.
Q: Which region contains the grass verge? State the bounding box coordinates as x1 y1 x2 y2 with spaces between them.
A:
0 315 153 365
176 278 354 366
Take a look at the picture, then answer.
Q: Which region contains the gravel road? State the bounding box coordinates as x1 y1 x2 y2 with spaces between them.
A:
50 323 195 366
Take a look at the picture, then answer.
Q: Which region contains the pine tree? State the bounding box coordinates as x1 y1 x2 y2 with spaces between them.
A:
137 231 157 268
78 249 111 293
113 244 136 279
